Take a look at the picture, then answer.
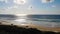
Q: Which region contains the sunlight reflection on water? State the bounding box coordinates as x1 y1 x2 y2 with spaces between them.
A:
14 19 27 22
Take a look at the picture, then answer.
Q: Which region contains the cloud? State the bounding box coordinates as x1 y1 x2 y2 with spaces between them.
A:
0 0 8 3
6 5 19 10
0 0 4 2
41 0 54 3
4 0 8 3
13 0 27 5
28 5 33 10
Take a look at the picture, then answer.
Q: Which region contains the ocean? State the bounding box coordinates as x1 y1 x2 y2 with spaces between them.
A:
0 14 60 27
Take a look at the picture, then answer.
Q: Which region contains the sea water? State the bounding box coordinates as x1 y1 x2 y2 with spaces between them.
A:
0 14 60 27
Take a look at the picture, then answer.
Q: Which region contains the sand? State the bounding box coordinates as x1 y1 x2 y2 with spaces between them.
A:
0 21 60 32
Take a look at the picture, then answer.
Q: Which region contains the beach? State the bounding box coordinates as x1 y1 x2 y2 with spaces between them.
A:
0 21 60 32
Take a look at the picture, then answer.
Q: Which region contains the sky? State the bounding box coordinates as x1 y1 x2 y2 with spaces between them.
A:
0 0 60 14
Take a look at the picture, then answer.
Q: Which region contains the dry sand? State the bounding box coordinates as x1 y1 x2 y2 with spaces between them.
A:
18 24 60 32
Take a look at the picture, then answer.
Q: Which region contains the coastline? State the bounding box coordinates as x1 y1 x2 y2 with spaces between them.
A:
0 22 60 32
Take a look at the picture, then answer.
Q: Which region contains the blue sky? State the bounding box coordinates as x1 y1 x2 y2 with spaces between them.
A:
0 0 60 14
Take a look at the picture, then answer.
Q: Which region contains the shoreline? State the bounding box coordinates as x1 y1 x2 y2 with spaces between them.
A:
0 22 60 32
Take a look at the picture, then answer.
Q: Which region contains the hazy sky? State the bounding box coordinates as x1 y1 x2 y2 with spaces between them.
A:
0 0 60 14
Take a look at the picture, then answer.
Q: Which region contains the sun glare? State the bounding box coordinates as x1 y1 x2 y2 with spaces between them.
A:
15 14 28 16
14 0 26 5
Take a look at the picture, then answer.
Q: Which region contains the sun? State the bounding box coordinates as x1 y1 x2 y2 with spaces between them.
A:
14 0 27 5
